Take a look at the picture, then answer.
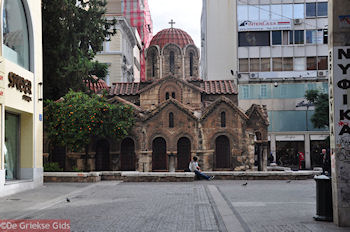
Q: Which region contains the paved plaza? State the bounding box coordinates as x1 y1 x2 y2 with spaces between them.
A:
0 180 348 232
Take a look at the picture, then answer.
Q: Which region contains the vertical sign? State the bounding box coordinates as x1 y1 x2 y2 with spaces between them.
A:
333 47 350 154
330 47 350 212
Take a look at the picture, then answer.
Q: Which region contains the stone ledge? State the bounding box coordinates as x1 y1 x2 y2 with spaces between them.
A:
202 171 322 180
100 171 122 181
44 172 101 183
121 172 195 182
43 170 321 182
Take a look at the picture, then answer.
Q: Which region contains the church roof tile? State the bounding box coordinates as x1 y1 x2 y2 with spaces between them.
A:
110 82 140 95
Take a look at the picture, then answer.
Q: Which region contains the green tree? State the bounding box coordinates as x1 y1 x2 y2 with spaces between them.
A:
44 91 134 170
305 89 329 128
42 0 116 100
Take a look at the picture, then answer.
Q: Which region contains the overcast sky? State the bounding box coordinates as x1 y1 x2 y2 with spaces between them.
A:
148 0 202 48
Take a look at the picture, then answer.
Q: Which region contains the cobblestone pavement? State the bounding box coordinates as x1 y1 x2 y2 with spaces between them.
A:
0 180 349 232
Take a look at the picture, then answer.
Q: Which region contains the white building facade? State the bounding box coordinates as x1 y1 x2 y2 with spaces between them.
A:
95 16 139 84
201 0 329 169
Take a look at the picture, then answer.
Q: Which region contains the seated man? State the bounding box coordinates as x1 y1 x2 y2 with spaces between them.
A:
189 156 214 180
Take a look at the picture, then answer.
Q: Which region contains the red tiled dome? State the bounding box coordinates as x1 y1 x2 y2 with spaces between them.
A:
150 28 194 49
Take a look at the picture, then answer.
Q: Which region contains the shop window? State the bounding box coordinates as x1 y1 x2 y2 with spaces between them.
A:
237 5 248 21
282 4 293 20
242 86 249 99
317 2 328 17
248 5 259 20
307 57 317 70
169 112 174 128
239 59 249 72
272 58 282 71
283 57 293 71
282 31 289 45
306 30 324 44
271 5 282 20
3 0 30 70
306 30 316 44
272 31 282 45
170 51 175 74
221 112 226 128
294 4 304 19
306 3 316 17
294 30 304 44
260 85 267 97
239 32 270 47
189 52 193 76
260 5 270 20
289 31 294 45
294 57 306 71
261 58 270 72
5 113 19 180
307 83 316 90
250 58 260 72
318 56 328 70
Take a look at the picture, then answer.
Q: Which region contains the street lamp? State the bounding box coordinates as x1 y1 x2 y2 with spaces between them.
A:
296 100 314 131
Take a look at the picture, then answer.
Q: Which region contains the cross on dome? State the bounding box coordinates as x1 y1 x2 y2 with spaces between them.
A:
169 19 175 28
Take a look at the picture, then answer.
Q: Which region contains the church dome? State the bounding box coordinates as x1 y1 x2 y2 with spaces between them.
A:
150 27 194 49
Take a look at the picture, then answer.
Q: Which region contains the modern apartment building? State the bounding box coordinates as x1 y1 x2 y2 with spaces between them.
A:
201 0 329 169
96 0 152 83
96 16 140 84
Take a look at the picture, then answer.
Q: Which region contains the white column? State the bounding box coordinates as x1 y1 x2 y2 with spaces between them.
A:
270 134 276 163
304 133 311 169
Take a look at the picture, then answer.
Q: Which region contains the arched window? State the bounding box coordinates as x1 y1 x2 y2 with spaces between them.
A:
170 51 175 74
151 53 156 77
190 52 194 76
221 112 226 127
3 0 30 70
171 92 176 99
166 92 169 100
169 112 174 128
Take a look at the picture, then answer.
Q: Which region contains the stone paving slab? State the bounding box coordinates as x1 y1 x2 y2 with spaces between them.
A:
0 180 349 232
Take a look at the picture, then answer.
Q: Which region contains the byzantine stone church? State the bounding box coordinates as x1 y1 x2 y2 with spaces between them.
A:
92 26 270 172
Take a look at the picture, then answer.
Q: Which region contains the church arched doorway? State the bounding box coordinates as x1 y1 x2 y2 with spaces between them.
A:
152 137 167 171
120 138 135 171
95 139 110 171
215 135 230 169
177 137 191 171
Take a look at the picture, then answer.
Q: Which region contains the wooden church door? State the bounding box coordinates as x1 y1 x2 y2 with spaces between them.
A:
215 135 230 169
152 137 167 171
177 137 191 171
120 138 135 171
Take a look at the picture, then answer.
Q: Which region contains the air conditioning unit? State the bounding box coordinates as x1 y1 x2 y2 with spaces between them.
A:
293 19 303 25
249 73 259 79
318 70 327 77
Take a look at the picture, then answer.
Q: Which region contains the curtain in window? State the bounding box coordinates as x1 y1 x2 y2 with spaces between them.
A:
5 113 19 180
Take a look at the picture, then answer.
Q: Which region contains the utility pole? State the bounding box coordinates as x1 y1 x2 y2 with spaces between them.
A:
329 0 350 227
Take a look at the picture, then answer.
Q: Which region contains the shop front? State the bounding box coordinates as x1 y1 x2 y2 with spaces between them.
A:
0 0 43 197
